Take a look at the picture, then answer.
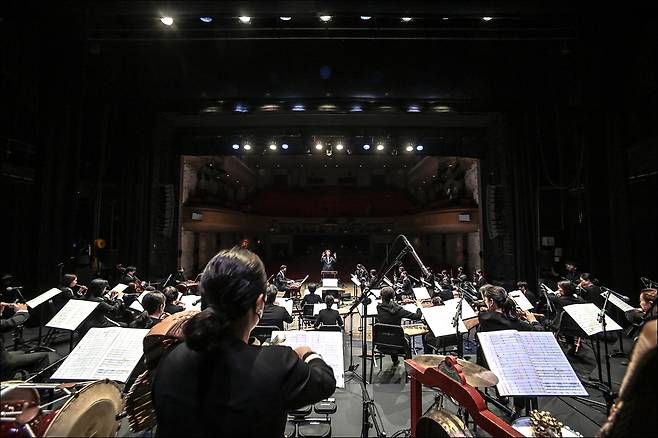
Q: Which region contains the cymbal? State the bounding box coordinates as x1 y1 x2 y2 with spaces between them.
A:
412 354 499 388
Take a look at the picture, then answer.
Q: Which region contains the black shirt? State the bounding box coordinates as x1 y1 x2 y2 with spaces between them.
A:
164 303 185 315
478 311 542 333
153 337 336 438
260 303 293 330
579 285 604 308
302 293 323 306
376 301 422 326
313 308 343 328
320 255 336 272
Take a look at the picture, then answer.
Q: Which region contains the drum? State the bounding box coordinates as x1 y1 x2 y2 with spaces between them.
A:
416 409 473 437
512 416 582 437
0 380 123 438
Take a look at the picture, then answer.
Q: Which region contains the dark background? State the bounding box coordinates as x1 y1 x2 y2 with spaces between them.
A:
1 1 655 301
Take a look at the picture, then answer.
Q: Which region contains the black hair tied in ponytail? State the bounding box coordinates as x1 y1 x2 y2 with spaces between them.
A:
184 247 267 352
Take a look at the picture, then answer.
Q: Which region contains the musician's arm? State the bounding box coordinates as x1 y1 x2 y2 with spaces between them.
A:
0 310 29 332
280 347 336 410
283 308 294 324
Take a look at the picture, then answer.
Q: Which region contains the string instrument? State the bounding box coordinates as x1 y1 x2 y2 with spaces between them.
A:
175 280 199 294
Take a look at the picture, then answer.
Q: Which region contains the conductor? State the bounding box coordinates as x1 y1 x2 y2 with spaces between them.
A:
320 249 337 272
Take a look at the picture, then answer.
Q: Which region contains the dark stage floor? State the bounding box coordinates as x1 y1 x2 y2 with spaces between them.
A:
4 327 630 437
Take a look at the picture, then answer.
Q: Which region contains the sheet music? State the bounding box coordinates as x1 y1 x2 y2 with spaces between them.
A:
412 287 431 300
350 275 361 287
402 303 420 314
51 327 149 382
357 299 381 317
442 298 477 320
601 292 634 312
272 330 345 388
26 288 63 309
130 300 144 312
370 289 381 298
46 300 100 331
110 283 129 294
180 294 202 310
563 303 622 336
421 305 467 337
274 298 294 317
322 278 339 288
478 330 587 396
509 290 534 311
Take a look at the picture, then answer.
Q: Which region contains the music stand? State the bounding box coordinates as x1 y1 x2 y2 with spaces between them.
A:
45 300 100 352
321 270 337 279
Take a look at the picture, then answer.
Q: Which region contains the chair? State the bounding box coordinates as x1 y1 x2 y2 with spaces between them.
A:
250 325 279 344
318 324 342 332
370 323 411 383
301 304 317 328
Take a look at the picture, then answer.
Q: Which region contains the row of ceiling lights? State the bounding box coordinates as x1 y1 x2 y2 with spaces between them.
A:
231 142 424 152
203 103 452 114
159 15 494 26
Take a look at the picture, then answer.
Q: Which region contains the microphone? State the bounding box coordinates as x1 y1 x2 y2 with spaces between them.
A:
400 235 430 277
6 286 24 291
600 286 630 302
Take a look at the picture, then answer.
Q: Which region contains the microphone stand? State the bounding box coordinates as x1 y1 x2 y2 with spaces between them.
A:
595 291 614 413
451 287 465 359
539 283 555 324
599 286 630 359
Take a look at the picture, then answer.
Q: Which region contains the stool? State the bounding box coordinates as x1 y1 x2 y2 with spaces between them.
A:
288 405 312 419
298 420 331 438
314 399 337 417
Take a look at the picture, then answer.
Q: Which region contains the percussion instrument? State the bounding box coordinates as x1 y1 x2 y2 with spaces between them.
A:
412 355 498 389
403 324 430 337
125 310 197 432
512 410 582 437
1 380 123 437
416 409 473 437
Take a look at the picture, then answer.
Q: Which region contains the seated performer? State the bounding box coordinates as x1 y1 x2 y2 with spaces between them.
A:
1 302 55 379
549 280 586 355
354 264 368 283
578 273 604 307
274 264 293 297
377 286 422 365
367 269 378 288
120 266 139 285
302 283 323 307
260 284 294 330
59 273 86 300
473 269 486 289
130 291 167 329
81 278 125 334
516 281 538 309
625 288 657 339
395 269 413 299
153 247 336 437
162 286 185 314
320 249 337 273
313 295 343 329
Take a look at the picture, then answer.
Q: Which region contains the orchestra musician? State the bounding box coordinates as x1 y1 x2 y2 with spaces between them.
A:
152 247 336 437
59 273 87 300
313 295 344 329
120 266 138 284
625 288 657 339
354 264 368 283
274 264 294 297
516 281 539 310
577 273 604 307
548 280 586 355
1 301 55 379
473 269 486 289
301 283 323 307
130 291 167 329
320 249 337 272
81 278 126 334
260 284 294 330
395 269 413 299
376 286 422 365
367 269 378 288
564 260 580 283
163 286 185 314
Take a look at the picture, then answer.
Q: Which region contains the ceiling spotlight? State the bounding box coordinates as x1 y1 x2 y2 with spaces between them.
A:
238 16 251 23
232 144 240 150
360 16 372 20
363 144 371 150
335 143 344 151
407 105 421 113
269 143 277 151
243 143 252 151
281 143 289 150
405 145 414 152
199 16 213 23
292 104 306 111
319 15 332 22
482 16 493 22
315 143 323 150
160 16 174 26
416 145 424 151
401 17 413 22
279 16 292 21
350 105 363 112
376 144 385 151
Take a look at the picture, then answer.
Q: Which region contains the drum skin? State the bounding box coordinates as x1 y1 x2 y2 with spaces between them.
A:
416 409 473 438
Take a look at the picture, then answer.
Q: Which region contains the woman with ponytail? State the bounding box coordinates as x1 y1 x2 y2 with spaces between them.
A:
152 247 336 437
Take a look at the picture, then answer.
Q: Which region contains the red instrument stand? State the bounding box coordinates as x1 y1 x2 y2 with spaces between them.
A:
405 356 522 438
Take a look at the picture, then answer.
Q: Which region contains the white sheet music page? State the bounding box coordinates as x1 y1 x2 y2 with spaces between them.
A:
563 303 623 336
46 300 100 331
26 288 63 309
110 283 129 294
601 292 634 312
322 278 339 288
130 300 144 312
180 294 202 310
51 327 149 382
443 298 477 320
412 287 431 300
478 330 587 396
272 330 345 388
275 298 294 317
509 290 534 311
421 305 467 338
350 275 361 287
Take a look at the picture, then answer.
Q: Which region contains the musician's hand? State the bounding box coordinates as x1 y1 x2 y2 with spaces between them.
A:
294 346 313 359
524 311 537 322
14 303 28 312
